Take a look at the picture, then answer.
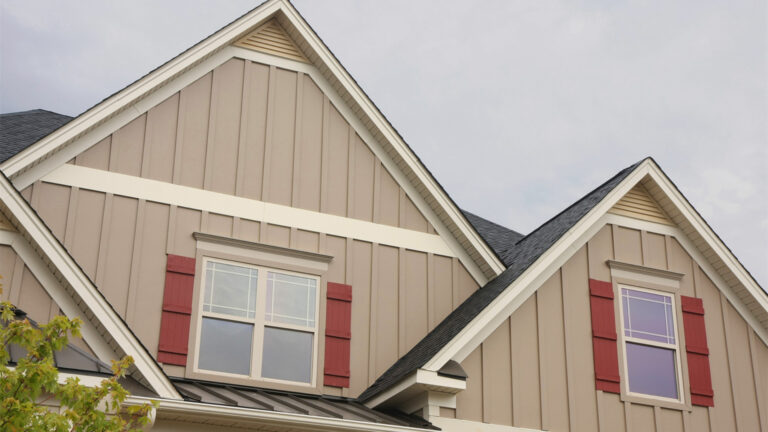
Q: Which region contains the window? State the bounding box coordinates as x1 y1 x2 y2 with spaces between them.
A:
618 285 682 401
196 258 318 384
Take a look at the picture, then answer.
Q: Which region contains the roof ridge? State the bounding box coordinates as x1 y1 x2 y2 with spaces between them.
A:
0 109 71 118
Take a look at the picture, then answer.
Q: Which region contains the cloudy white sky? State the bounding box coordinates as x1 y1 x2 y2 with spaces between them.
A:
1 0 766 286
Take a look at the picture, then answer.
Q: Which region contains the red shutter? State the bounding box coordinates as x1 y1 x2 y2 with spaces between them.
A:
324 282 352 388
681 295 714 407
157 254 196 366
589 279 620 393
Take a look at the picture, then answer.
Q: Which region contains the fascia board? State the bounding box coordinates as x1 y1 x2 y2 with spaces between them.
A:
643 162 768 319
125 396 435 432
422 158 768 373
0 0 283 181
278 1 506 277
0 230 118 363
1 0 504 282
0 175 180 399
422 161 655 371
364 369 466 409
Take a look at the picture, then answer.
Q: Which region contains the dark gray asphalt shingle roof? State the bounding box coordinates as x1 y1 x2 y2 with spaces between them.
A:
0 109 72 163
462 210 524 266
358 159 643 402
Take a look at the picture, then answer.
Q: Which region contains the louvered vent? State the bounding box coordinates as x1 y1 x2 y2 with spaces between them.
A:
609 183 673 225
234 19 308 63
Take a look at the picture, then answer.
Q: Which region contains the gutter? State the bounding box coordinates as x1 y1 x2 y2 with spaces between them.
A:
125 396 436 432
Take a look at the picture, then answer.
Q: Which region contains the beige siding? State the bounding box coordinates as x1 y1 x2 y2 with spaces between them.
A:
452 223 766 431
25 180 477 398
75 59 435 234
0 245 93 354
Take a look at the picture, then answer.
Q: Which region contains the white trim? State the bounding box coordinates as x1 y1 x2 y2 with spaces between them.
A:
604 213 768 345
422 160 653 370
41 164 456 257
0 230 117 362
0 175 180 399
193 258 320 386
125 396 435 432
429 417 545 432
227 46 492 285
421 159 768 374
364 369 466 409
1 0 503 284
617 285 685 404
608 262 683 289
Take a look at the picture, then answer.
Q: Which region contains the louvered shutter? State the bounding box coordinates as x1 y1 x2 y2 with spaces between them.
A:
324 282 351 388
681 296 714 406
589 278 621 393
157 254 196 366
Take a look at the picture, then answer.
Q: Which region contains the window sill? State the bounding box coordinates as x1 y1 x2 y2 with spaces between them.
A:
617 390 693 412
185 367 322 395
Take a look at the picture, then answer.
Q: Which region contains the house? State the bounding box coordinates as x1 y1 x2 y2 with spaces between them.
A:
1 0 766 430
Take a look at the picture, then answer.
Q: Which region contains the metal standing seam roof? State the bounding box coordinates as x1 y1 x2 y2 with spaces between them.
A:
358 160 644 402
0 110 72 163
170 377 438 430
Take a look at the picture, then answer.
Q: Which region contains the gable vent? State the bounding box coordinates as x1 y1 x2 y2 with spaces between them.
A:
234 19 308 63
609 183 673 225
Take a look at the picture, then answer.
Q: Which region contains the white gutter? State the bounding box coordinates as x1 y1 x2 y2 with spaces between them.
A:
125 396 435 432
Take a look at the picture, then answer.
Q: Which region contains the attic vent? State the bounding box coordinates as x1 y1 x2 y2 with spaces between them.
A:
234 19 308 63
609 183 673 225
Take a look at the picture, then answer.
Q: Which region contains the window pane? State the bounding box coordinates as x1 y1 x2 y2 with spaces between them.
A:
261 327 313 383
198 317 253 375
622 288 675 344
203 261 258 318
626 342 678 399
265 272 317 327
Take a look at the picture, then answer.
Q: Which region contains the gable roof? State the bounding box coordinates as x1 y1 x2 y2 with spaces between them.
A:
462 210 524 265
0 110 72 163
0 0 505 284
359 160 641 402
361 157 768 404
0 171 179 399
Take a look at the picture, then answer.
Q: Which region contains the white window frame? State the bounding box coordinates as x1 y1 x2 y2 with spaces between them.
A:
193 256 320 387
617 284 685 404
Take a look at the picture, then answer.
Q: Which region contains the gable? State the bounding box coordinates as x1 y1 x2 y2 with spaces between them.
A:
361 158 767 409
1 0 503 285
69 58 435 235
450 226 768 431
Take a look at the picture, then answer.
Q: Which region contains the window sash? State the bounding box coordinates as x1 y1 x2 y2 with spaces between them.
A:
618 284 684 403
196 257 319 385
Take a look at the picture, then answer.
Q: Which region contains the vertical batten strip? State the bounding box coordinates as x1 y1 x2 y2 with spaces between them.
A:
291 72 304 207
260 65 277 202
235 60 252 197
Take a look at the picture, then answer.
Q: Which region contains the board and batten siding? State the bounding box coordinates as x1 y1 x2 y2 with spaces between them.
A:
22 178 479 398
71 58 435 235
0 244 93 354
450 223 768 432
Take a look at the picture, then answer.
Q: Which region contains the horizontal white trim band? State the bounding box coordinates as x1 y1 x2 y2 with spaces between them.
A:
42 164 456 257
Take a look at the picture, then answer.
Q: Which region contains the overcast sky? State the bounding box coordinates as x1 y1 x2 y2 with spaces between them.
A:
1 0 766 287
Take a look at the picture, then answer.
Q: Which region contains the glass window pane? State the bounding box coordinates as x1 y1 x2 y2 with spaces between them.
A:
261 327 313 383
203 261 258 318
622 288 675 344
626 342 678 399
265 272 317 327
198 317 253 375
